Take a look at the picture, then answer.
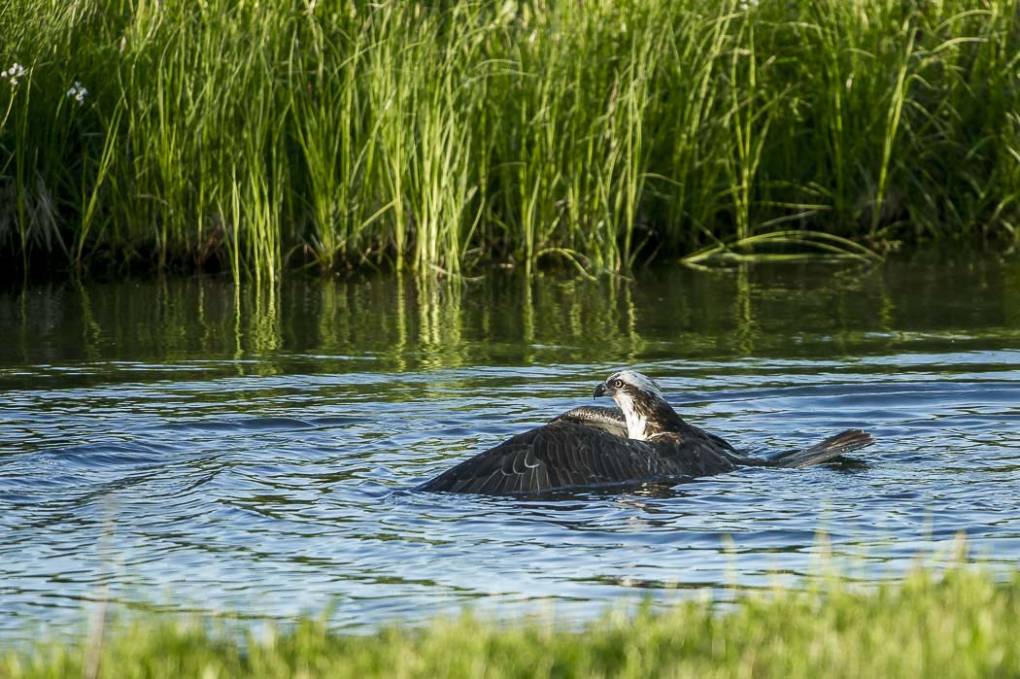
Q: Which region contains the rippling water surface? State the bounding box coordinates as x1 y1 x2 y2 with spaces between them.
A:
1 257 1018 639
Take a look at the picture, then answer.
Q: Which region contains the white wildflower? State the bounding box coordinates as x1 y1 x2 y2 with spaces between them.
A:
1 62 28 87
66 80 88 105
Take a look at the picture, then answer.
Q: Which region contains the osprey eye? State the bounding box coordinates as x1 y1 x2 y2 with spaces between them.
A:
612 379 624 388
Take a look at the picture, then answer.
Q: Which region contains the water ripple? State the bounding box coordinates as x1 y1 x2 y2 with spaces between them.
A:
1 262 1019 640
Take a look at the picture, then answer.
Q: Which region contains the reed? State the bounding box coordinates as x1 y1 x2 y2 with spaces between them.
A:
0 0 1017 278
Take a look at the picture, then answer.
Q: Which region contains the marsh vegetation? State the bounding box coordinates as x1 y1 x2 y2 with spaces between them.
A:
1 0 1017 277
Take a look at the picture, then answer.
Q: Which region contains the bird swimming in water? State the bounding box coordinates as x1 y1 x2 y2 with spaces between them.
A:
418 369 874 496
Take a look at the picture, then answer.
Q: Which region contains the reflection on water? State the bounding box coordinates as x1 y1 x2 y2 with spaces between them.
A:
9 259 1014 371
0 255 1018 640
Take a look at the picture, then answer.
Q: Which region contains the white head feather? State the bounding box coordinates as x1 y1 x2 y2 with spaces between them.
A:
607 370 664 398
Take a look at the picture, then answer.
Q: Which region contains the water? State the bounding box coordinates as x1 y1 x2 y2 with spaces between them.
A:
1 256 1018 640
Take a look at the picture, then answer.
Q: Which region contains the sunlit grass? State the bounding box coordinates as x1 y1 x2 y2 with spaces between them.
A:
3 568 1019 678
0 0 1017 278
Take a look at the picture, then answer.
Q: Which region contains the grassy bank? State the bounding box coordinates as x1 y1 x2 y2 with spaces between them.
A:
1 0 1018 278
3 569 1019 677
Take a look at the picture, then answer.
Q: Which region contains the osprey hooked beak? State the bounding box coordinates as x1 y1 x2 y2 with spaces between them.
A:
593 379 617 399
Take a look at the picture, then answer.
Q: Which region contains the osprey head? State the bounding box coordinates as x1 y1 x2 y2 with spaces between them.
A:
593 370 681 440
593 370 664 400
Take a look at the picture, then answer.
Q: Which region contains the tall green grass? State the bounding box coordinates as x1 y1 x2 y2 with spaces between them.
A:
0 0 1017 278
3 569 1019 677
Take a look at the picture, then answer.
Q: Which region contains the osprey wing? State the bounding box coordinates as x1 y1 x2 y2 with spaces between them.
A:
418 420 671 496
684 422 739 455
552 405 627 437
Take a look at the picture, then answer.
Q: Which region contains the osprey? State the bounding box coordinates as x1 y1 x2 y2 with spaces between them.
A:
418 370 874 496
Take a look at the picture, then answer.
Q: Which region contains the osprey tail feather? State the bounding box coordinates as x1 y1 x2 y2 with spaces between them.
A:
768 429 874 469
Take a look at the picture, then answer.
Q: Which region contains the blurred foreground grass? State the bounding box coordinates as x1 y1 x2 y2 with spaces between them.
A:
4 569 1018 678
